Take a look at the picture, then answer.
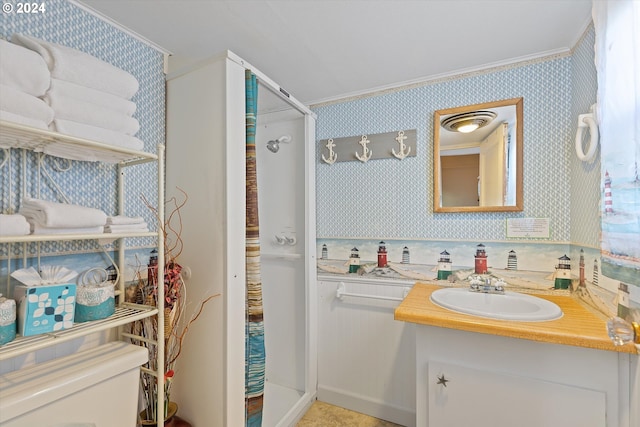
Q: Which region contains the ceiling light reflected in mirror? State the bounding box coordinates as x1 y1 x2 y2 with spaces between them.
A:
441 110 498 134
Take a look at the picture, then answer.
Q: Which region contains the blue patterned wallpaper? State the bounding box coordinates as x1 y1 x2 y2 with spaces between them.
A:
313 55 572 242
313 25 639 312
570 25 600 248
0 0 165 260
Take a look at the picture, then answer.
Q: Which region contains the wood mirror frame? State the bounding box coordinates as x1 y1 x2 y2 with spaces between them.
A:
434 97 523 213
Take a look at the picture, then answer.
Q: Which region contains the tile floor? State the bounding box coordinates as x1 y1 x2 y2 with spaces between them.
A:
296 401 404 427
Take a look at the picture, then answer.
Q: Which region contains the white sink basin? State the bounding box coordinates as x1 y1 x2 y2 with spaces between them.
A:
430 287 563 321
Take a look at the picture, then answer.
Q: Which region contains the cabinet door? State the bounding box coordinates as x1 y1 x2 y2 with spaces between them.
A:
428 361 605 427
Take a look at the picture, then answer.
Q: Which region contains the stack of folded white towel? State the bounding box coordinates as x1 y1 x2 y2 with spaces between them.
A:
0 213 30 237
105 215 149 233
10 33 144 158
0 39 54 130
19 198 107 235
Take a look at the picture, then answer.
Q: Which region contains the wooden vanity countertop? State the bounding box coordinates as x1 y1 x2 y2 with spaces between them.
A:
394 283 638 354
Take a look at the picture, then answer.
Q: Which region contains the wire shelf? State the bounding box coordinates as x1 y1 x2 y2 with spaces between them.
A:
0 120 157 165
0 304 157 361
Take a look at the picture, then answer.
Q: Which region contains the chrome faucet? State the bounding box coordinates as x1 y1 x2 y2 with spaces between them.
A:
469 276 506 294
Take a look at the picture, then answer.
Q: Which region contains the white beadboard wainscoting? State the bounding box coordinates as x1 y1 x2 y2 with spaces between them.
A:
317 276 417 427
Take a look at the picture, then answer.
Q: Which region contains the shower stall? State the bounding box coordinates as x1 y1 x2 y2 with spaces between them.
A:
256 91 316 427
166 51 317 427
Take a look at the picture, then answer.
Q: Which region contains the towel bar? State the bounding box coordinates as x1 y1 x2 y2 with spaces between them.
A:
336 282 410 302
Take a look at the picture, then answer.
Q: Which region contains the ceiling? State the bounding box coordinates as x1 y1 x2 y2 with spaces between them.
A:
78 0 593 107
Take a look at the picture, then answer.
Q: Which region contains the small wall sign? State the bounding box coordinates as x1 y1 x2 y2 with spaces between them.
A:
506 218 550 238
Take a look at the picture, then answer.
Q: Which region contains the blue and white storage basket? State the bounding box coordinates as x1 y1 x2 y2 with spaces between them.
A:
0 296 16 345
75 268 115 323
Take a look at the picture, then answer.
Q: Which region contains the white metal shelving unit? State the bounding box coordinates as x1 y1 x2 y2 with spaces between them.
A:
0 120 166 425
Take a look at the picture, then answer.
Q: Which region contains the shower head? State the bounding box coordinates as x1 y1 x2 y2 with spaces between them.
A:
266 135 292 153
267 139 280 153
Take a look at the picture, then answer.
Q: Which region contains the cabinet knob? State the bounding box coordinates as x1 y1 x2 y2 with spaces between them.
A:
607 317 640 346
436 374 450 387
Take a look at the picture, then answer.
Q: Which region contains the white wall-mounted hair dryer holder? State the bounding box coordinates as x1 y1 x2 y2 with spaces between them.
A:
575 103 599 162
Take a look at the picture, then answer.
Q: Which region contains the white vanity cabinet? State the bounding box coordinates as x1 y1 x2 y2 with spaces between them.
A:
416 325 632 427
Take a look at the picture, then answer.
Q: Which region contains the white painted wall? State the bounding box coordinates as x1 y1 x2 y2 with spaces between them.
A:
166 53 247 427
317 277 416 427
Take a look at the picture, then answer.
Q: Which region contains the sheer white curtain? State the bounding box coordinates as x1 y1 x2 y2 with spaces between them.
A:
593 0 639 175
593 0 640 276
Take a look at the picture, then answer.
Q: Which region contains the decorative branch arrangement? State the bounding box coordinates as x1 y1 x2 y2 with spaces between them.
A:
130 188 219 424
319 129 417 164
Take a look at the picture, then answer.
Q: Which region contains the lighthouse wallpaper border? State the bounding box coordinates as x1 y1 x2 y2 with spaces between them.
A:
317 238 639 321
600 164 640 287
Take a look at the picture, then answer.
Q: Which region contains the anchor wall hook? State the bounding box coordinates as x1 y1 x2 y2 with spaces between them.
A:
322 138 338 164
392 130 411 160
355 135 372 163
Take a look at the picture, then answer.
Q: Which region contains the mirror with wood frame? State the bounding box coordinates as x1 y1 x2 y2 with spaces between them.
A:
434 97 523 212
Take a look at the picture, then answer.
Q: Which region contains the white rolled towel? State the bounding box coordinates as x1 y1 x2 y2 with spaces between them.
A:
50 119 144 151
0 38 50 97
0 110 48 131
44 93 140 135
0 214 30 236
0 84 54 124
104 223 149 233
49 79 136 116
19 197 107 228
30 223 105 235
11 33 139 99
106 215 145 225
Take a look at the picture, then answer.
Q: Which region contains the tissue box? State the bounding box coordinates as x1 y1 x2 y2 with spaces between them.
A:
15 284 76 336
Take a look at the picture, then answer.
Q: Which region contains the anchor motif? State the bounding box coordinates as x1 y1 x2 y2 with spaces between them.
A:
392 130 411 160
322 138 338 164
355 135 372 163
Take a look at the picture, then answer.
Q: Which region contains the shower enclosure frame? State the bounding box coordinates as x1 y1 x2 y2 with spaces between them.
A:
166 50 317 427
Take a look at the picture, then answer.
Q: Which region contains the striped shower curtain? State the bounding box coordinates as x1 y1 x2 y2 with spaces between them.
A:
245 70 266 427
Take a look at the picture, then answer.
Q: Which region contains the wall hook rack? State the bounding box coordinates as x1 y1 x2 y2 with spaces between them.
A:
392 130 411 160
319 129 417 164
355 135 373 163
322 138 337 164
